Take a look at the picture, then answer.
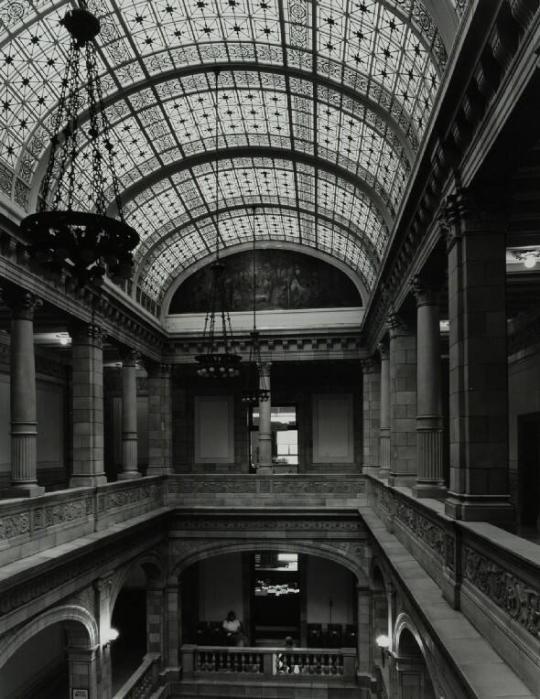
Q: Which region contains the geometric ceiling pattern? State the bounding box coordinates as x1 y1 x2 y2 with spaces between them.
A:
0 0 456 307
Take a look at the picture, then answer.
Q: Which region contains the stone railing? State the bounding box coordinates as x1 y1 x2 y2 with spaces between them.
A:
166 474 365 508
0 476 165 565
181 645 356 680
112 652 161 699
365 474 540 697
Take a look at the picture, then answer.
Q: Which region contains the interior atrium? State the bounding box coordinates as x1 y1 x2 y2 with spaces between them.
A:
0 0 539 697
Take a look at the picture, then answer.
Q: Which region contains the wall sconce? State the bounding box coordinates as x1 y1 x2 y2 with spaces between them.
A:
376 634 390 667
103 627 119 646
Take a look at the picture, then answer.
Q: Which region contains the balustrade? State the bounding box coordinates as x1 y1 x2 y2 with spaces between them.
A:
182 645 356 681
112 653 160 699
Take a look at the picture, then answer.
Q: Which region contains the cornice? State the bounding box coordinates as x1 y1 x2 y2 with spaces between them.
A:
362 1 537 351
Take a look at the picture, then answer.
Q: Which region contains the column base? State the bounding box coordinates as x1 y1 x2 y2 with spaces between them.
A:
117 471 142 481
2 483 45 498
69 474 107 488
445 494 514 526
412 483 447 499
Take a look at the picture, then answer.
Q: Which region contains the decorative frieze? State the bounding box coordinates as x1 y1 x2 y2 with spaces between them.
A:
167 475 365 497
463 546 540 640
394 500 445 561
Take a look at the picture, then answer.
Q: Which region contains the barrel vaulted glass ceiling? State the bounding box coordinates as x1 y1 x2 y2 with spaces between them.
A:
0 0 459 307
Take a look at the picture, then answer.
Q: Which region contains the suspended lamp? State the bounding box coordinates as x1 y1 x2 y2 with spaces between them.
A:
240 207 270 404
20 0 139 286
195 70 241 379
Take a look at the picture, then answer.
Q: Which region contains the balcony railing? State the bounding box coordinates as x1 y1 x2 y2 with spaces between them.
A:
181 644 357 681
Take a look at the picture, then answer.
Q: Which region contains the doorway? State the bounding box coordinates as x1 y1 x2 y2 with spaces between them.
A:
252 552 301 645
517 412 540 530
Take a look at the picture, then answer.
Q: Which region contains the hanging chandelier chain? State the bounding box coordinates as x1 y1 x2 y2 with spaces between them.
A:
214 68 220 261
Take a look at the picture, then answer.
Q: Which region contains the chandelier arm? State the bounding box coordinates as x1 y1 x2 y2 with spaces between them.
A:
51 44 79 212
94 41 125 221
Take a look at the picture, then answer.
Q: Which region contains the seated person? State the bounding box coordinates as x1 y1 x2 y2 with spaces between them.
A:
222 610 247 646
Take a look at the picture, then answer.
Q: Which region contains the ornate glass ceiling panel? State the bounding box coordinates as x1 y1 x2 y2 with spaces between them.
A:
0 0 454 305
138 207 377 301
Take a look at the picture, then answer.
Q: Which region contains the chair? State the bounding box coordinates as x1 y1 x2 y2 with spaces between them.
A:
307 623 322 647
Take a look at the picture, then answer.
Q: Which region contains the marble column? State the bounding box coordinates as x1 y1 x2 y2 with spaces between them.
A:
6 291 44 496
118 349 140 480
361 358 380 473
388 312 417 486
67 643 99 699
257 362 272 472
357 585 372 675
147 362 173 476
70 323 107 488
378 341 391 478
412 277 446 499
164 579 181 669
444 188 513 525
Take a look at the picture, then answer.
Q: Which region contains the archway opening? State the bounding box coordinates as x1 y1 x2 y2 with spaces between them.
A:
110 561 162 693
181 550 358 649
395 628 436 699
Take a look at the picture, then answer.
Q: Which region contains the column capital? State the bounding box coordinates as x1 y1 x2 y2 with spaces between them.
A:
443 186 509 250
411 275 440 307
386 310 410 338
2 289 43 320
259 361 271 378
377 339 389 360
360 357 379 374
120 348 140 366
71 322 105 348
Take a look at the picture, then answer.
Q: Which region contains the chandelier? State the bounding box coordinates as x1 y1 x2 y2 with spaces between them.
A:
195 70 241 379
20 1 139 286
240 207 270 404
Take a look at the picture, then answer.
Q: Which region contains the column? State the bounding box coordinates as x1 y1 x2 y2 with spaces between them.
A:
378 341 391 477
94 575 113 699
6 291 44 496
147 584 165 656
444 188 513 524
118 349 140 480
70 323 107 488
361 358 380 473
67 643 99 699
257 362 272 472
147 363 173 476
357 585 372 675
388 312 417 486
412 277 446 499
164 578 181 669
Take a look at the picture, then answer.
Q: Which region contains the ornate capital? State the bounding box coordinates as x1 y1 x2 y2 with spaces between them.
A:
3 289 43 320
444 186 509 251
120 348 140 367
71 322 104 349
386 310 410 338
411 275 440 307
377 340 389 360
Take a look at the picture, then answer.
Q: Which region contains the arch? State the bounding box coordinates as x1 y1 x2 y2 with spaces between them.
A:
0 605 98 669
170 540 369 586
134 201 383 293
109 550 166 616
160 240 370 319
393 612 440 697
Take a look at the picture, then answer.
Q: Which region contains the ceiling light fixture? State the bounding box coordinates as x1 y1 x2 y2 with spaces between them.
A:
20 0 139 287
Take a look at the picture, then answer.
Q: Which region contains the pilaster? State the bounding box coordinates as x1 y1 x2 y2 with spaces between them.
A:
378 341 391 478
361 358 380 473
146 362 173 475
257 362 272 473
118 348 141 480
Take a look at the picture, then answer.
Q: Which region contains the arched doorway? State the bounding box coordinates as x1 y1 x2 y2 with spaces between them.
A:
0 606 98 699
393 626 436 699
110 560 163 694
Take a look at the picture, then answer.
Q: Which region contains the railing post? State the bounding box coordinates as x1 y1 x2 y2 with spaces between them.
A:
263 651 274 676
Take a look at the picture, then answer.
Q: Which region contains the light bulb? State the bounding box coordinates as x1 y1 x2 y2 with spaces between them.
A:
523 254 536 269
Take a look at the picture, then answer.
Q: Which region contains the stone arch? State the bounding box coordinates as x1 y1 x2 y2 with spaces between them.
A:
394 612 440 697
170 539 369 585
0 604 98 669
369 557 391 592
109 550 167 615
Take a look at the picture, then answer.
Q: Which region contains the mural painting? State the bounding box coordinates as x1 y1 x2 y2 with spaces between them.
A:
168 249 362 314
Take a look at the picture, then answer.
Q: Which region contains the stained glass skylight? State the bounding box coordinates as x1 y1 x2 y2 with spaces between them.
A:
0 0 456 307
